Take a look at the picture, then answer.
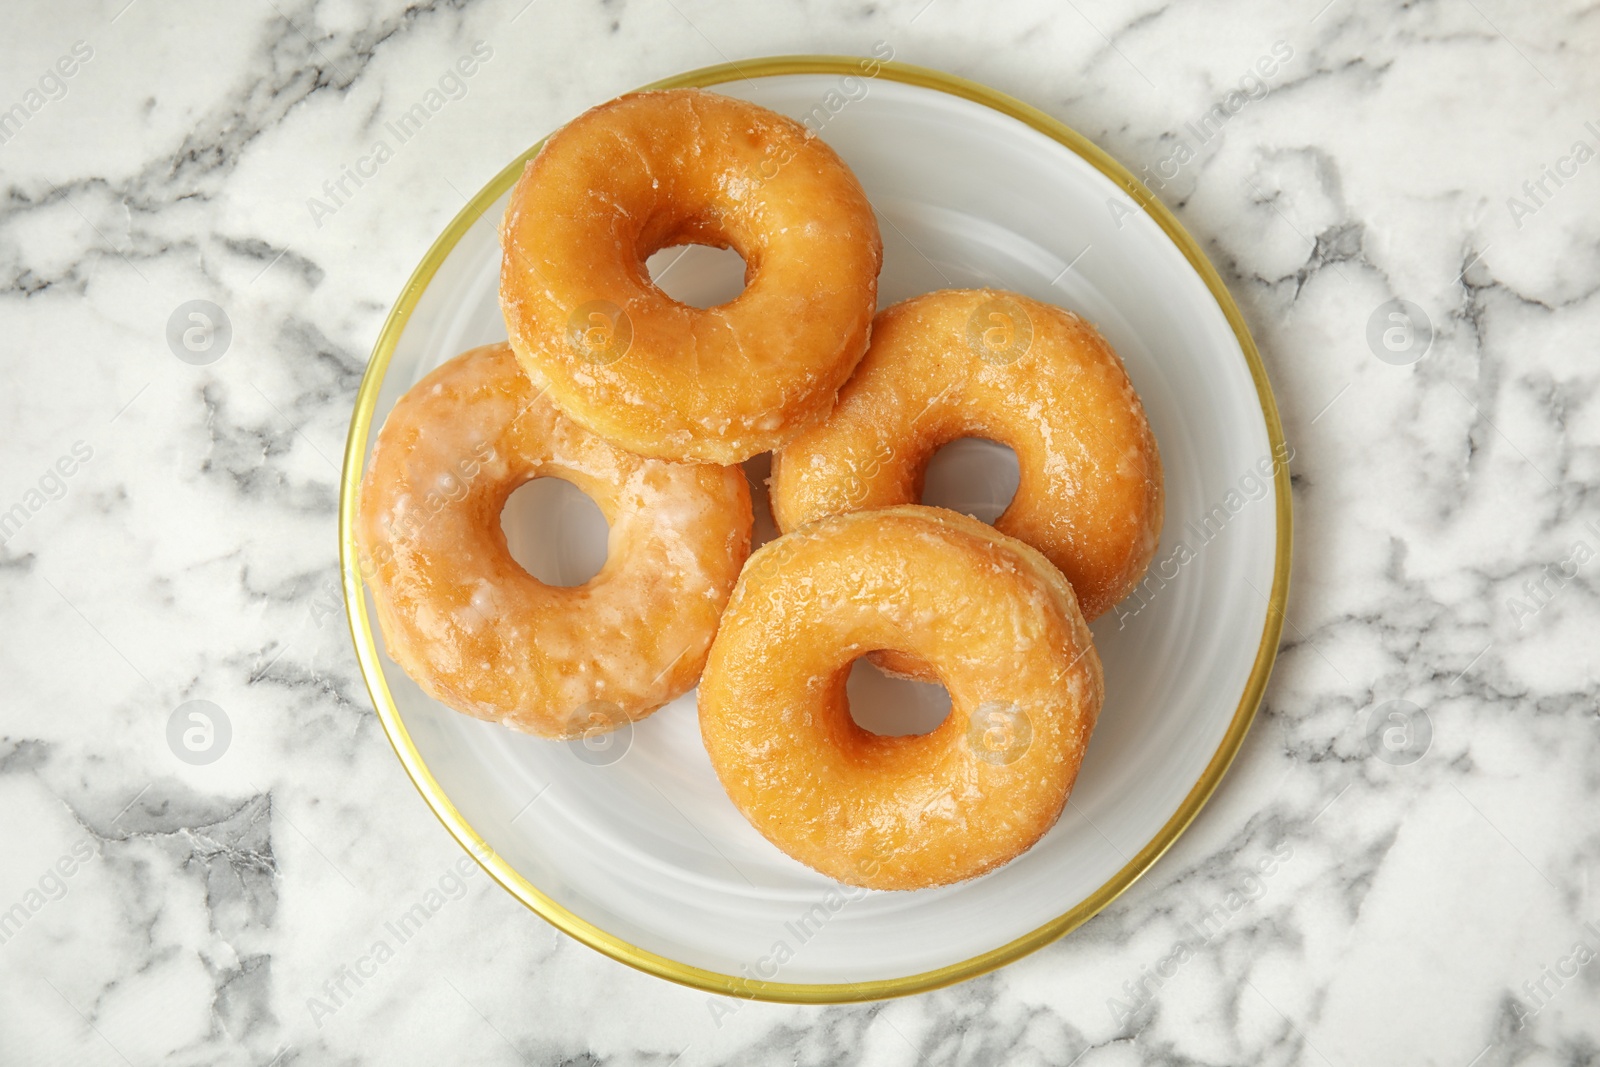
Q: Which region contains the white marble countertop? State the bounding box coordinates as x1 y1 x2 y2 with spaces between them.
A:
3 0 1598 1063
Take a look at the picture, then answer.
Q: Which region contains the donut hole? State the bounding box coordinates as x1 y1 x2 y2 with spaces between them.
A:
845 657 951 737
501 476 610 587
921 437 1021 524
646 244 748 309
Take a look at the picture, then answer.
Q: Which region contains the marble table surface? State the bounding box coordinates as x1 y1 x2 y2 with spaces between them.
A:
3 0 1598 1063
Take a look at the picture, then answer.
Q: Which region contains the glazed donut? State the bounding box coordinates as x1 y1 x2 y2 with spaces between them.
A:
356 343 752 737
500 88 883 465
771 290 1163 629
698 505 1104 890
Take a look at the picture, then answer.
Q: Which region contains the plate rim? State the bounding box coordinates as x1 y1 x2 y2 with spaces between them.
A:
338 54 1293 1004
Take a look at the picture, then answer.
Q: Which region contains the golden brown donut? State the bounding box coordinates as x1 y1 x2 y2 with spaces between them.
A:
771 290 1163 630
356 343 751 738
698 505 1104 890
500 88 883 465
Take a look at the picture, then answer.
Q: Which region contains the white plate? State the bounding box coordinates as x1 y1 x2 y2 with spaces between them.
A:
340 58 1290 1001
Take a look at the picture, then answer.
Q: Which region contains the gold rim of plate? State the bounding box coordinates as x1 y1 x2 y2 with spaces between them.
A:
338 56 1293 1004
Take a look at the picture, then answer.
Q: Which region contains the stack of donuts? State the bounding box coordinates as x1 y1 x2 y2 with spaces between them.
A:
358 89 1163 890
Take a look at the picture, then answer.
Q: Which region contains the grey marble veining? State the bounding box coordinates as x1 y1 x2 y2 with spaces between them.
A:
2 0 1598 1063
